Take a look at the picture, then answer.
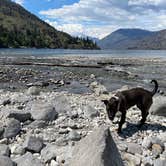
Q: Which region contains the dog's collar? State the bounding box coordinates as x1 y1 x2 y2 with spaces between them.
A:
112 95 119 100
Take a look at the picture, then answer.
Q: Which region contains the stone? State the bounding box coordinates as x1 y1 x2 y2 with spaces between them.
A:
68 130 81 141
90 82 108 95
27 120 46 129
11 144 25 155
27 86 40 95
0 144 10 156
3 118 21 138
153 159 166 166
127 143 143 155
24 136 43 153
50 160 59 166
150 96 166 116
14 152 43 166
82 105 99 119
52 95 72 115
142 137 152 149
152 144 163 157
0 155 14 166
30 102 58 121
0 127 4 138
123 153 141 166
142 157 153 166
2 99 11 106
8 112 32 122
41 144 57 163
69 126 123 166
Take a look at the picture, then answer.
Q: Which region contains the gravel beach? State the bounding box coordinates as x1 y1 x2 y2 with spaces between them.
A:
0 56 165 166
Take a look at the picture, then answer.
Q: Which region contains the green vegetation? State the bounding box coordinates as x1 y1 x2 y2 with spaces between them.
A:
0 0 99 49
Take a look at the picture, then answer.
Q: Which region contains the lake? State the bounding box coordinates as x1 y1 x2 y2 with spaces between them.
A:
0 48 166 58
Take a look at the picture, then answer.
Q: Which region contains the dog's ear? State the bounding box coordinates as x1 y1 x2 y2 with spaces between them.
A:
102 100 108 105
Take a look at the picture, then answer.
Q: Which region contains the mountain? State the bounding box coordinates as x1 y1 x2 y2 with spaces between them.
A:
0 0 99 49
98 28 166 50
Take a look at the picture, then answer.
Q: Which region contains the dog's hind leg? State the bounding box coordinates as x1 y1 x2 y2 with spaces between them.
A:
139 100 152 127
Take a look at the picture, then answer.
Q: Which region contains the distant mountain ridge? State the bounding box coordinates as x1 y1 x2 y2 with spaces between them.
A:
98 28 166 50
0 0 98 49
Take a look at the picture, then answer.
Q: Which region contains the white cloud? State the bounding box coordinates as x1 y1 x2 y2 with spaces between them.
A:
40 0 166 38
13 0 24 5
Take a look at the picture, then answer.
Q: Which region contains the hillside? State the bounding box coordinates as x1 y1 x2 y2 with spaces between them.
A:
0 0 98 49
98 28 166 50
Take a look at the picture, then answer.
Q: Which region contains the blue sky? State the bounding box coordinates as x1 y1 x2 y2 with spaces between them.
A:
13 0 166 39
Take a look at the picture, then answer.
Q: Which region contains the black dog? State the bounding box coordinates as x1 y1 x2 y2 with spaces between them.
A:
102 80 158 133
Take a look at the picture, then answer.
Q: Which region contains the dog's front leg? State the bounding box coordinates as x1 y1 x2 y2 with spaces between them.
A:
118 110 126 133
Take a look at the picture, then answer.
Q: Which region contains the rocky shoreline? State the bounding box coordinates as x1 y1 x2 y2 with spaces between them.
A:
0 56 166 166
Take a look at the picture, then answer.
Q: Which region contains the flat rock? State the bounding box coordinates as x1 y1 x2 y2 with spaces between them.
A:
41 144 57 163
3 118 21 138
0 144 10 156
153 159 166 166
30 102 58 121
0 155 14 166
127 143 143 155
8 112 32 122
123 153 141 166
82 105 99 119
150 96 166 116
142 136 152 149
24 136 43 153
14 152 43 166
27 86 40 95
68 130 81 141
69 126 123 166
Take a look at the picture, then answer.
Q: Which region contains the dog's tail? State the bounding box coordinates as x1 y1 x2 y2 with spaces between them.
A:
151 80 158 96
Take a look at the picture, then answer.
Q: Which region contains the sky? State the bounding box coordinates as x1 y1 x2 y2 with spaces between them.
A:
12 0 166 39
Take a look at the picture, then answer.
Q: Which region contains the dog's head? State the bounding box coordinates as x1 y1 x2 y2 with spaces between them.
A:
102 96 121 121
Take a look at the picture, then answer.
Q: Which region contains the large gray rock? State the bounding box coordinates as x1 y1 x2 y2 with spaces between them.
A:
90 82 108 95
52 95 72 115
8 112 32 122
30 102 58 121
0 155 14 166
41 144 57 163
24 136 43 153
27 86 40 95
67 130 81 141
14 152 43 166
150 96 166 116
154 159 166 166
82 105 99 119
3 118 21 138
0 144 10 156
127 143 143 155
69 126 124 166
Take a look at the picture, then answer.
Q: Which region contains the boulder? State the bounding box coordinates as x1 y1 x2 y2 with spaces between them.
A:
24 136 43 153
150 96 166 116
3 118 21 138
0 155 15 166
67 130 81 141
14 152 43 166
8 112 32 122
30 102 58 121
0 144 10 156
82 105 99 119
41 144 57 163
90 82 108 95
127 143 143 155
27 86 40 95
69 126 123 166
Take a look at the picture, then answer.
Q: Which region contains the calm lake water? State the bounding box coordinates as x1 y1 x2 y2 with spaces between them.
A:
0 48 166 58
